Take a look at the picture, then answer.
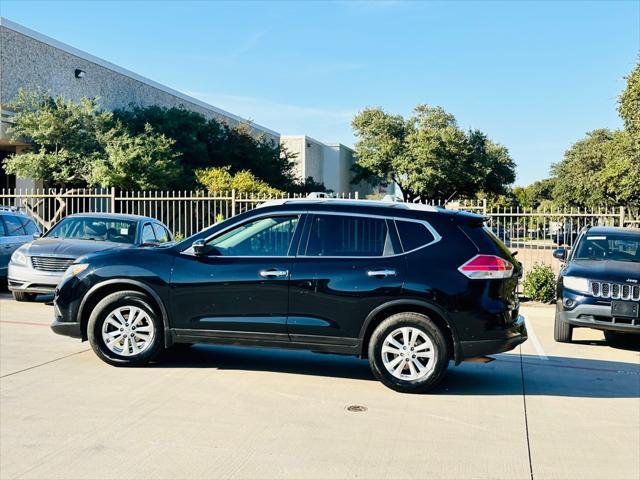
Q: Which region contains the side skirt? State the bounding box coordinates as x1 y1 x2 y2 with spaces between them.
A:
171 328 361 356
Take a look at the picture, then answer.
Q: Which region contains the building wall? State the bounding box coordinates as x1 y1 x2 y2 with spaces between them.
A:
0 18 279 142
281 135 375 196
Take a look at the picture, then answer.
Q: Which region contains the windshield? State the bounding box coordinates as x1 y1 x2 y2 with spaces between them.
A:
574 232 640 263
46 217 138 244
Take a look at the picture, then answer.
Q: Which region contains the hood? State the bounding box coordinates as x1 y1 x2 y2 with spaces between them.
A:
565 259 640 284
22 238 133 259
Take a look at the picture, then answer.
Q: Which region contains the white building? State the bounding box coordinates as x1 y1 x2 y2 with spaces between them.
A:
281 135 374 195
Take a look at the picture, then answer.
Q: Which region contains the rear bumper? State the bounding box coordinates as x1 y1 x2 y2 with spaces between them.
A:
459 314 528 358
557 301 640 334
8 263 61 294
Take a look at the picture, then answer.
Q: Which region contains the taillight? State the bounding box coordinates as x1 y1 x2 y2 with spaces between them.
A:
458 254 514 279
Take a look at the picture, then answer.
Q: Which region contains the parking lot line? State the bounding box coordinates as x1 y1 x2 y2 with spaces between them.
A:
523 315 548 360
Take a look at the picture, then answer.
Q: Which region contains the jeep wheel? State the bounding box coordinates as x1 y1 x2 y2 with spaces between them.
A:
554 308 573 343
87 291 163 367
368 312 448 394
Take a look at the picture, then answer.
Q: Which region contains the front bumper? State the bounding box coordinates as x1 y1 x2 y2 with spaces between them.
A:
557 300 640 334
459 314 528 358
8 263 62 294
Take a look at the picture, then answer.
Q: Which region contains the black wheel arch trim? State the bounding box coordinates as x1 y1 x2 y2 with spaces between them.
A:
78 279 173 348
359 299 462 364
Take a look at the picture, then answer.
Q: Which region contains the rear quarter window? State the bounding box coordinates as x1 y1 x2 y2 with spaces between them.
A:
395 220 437 252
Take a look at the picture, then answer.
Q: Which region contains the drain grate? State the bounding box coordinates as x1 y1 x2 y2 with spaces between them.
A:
346 405 367 413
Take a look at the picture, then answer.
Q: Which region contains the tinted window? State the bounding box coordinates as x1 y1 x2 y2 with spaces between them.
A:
575 233 640 263
306 215 392 257
152 223 171 243
23 219 39 235
141 224 156 244
0 218 6 236
396 220 436 252
47 217 138 244
3 215 27 236
207 216 299 257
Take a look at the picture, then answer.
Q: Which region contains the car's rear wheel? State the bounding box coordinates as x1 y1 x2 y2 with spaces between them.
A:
13 291 37 302
368 312 448 393
554 308 573 343
87 291 163 367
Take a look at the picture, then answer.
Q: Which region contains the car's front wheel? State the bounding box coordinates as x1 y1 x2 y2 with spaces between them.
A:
554 308 573 343
12 291 37 302
87 291 163 367
368 312 448 394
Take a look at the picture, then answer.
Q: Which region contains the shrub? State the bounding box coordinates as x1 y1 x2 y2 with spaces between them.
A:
522 264 556 303
195 166 283 196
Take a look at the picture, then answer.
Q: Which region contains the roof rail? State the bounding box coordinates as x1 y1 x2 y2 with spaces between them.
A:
0 205 17 212
256 197 440 212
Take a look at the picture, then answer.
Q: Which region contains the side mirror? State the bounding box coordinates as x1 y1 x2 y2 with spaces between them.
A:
192 239 208 256
32 232 42 239
553 248 567 261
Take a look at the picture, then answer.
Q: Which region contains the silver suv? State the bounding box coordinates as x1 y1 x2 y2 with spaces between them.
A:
0 207 40 284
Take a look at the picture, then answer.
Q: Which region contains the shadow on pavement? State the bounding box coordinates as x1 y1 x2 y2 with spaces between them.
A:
155 345 639 398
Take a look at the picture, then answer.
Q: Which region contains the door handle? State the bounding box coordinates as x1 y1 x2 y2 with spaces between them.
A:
367 269 397 278
259 269 289 278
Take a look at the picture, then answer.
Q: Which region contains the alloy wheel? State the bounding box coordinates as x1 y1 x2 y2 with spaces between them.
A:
381 327 436 381
101 305 155 357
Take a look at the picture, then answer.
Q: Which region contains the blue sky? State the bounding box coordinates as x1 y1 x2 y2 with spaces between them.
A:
2 1 638 186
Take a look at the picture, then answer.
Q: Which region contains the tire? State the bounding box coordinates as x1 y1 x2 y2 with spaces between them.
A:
554 308 573 343
13 291 37 302
87 290 164 367
368 312 449 394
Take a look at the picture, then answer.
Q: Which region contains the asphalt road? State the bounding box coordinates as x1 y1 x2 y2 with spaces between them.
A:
1 293 638 480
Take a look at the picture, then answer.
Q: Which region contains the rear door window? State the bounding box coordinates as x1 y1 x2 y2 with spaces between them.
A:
22 219 39 235
305 215 394 257
0 218 6 237
3 215 27 236
395 220 437 252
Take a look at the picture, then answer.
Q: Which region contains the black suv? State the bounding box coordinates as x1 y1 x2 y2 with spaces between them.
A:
554 226 640 344
52 199 527 393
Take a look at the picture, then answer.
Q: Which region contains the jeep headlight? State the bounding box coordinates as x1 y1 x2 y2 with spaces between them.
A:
563 276 589 294
10 249 28 266
62 263 89 280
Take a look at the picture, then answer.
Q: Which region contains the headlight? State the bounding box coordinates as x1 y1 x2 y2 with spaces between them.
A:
563 276 589 294
62 263 89 280
10 249 28 266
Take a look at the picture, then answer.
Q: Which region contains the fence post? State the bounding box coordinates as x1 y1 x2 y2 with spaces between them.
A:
355 191 359 200
482 198 488 216
619 206 625 227
110 187 116 214
231 189 236 217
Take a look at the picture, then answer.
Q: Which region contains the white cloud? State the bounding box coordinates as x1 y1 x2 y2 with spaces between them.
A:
184 91 357 146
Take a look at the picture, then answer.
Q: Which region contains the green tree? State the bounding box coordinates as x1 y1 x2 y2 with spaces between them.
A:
3 90 180 189
351 104 515 201
619 60 639 135
550 61 640 208
91 124 180 190
3 89 109 187
115 106 295 190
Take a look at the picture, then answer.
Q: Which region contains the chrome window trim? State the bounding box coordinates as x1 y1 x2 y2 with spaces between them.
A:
298 212 441 259
180 211 305 258
180 209 442 260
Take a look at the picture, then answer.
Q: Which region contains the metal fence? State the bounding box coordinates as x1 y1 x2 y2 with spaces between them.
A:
1 188 637 275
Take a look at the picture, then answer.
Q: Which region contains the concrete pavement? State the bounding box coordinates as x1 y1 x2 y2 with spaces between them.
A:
0 293 638 479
